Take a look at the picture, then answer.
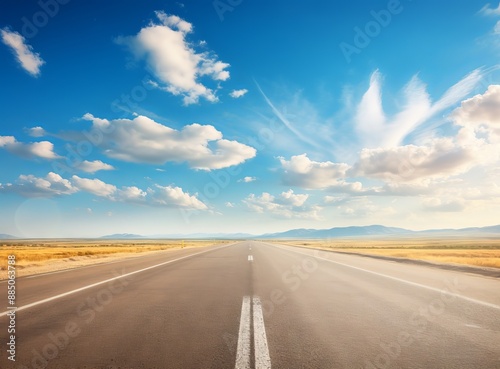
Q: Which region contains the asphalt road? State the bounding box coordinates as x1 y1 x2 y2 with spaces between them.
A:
1 241 499 368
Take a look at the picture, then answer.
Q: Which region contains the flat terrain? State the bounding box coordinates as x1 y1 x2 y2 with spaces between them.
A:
0 240 226 279
276 238 500 269
0 241 499 368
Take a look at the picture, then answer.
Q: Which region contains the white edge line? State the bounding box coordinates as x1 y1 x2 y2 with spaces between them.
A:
235 296 251 369
253 296 271 369
271 243 500 311
0 243 235 317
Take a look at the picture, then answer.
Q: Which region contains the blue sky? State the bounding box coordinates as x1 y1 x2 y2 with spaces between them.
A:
1 0 500 237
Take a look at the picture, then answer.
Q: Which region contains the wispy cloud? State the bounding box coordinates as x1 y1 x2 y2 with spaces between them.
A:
255 81 321 149
355 69 484 149
1 28 45 77
479 2 500 16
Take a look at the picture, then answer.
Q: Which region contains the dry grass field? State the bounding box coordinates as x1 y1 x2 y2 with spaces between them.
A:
275 238 500 269
0 239 228 279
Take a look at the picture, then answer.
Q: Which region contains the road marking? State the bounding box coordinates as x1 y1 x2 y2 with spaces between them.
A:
235 296 272 369
0 243 235 318
253 297 272 369
248 255 253 262
235 296 251 369
271 243 500 311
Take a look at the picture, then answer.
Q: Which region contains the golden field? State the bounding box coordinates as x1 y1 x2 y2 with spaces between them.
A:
274 238 500 269
0 240 227 279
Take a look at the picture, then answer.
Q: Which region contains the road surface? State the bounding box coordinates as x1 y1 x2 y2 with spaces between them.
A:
1 241 499 368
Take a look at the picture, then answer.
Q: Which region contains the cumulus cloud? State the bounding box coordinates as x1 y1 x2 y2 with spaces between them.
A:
1 28 44 77
243 190 321 219
116 186 147 202
149 185 207 210
26 126 46 137
238 176 256 183
76 160 115 173
71 176 117 197
0 172 77 197
70 114 255 170
452 84 500 142
116 11 230 105
225 202 235 207
229 89 248 98
279 154 350 189
0 136 59 159
0 172 207 210
352 138 476 182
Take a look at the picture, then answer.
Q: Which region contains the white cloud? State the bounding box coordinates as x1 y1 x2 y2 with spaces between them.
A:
278 87 500 193
452 84 500 143
0 136 59 159
275 189 308 207
76 160 115 173
26 126 46 137
150 185 207 210
355 69 483 149
243 190 321 219
479 3 500 15
230 89 248 98
72 114 255 170
0 172 208 210
494 20 500 34
71 176 117 197
279 154 350 189
238 176 256 183
1 28 44 77
225 202 235 207
116 11 230 105
116 186 148 202
0 172 77 197
352 138 476 183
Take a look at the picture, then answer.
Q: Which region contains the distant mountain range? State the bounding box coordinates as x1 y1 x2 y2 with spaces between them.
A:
100 233 146 239
258 224 500 239
2 225 499 240
0 234 17 239
98 224 500 239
